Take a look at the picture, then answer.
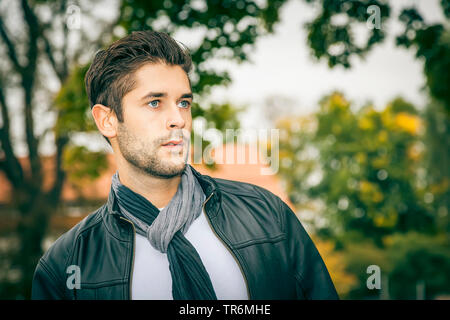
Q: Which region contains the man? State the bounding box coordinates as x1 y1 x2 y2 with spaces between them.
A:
31 30 338 300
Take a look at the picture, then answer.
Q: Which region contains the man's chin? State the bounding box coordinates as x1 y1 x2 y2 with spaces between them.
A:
146 161 186 179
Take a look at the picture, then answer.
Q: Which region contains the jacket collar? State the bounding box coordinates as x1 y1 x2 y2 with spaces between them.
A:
102 164 222 240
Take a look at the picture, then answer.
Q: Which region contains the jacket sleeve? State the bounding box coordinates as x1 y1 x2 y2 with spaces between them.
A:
31 259 66 300
279 199 339 300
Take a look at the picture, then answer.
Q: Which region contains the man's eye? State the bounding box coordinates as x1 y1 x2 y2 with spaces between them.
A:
178 100 191 108
148 100 160 108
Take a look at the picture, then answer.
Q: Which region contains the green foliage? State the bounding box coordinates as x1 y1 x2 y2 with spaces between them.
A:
340 239 387 299
422 100 450 234
62 145 108 190
305 0 450 115
53 65 110 182
337 232 450 299
278 92 449 299
397 8 450 115
393 5 450 234
277 93 436 242
383 232 450 299
305 0 390 68
54 65 96 136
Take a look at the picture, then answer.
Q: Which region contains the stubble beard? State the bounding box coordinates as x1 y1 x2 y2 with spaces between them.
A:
116 123 188 179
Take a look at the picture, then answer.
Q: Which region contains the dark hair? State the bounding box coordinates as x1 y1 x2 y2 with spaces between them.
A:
85 30 192 143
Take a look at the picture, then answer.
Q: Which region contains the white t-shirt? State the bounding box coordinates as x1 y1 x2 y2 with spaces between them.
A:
131 207 248 300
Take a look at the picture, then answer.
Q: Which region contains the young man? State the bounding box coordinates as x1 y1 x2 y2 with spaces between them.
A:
31 31 338 300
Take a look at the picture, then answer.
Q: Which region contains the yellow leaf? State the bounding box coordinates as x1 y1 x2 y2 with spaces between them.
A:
394 112 422 135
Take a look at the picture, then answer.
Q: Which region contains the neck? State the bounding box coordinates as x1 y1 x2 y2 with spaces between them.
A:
115 157 182 209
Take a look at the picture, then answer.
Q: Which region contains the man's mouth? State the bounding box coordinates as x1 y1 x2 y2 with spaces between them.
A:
162 140 183 147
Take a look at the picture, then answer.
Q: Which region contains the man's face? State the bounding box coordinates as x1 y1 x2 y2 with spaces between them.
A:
114 63 192 178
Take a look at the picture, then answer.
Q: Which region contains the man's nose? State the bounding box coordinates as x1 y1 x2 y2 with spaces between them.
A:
166 103 185 129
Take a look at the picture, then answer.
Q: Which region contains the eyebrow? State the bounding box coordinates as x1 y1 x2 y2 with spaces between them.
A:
141 92 193 101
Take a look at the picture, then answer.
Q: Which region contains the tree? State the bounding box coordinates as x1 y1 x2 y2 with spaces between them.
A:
305 0 391 68
0 0 86 298
303 0 450 229
276 93 435 243
276 93 449 299
0 0 289 299
384 232 450 299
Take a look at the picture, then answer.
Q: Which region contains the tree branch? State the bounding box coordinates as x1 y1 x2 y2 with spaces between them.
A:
0 16 24 73
0 80 25 189
46 134 69 203
42 32 63 80
60 0 69 81
41 1 70 83
42 2 70 203
21 0 42 188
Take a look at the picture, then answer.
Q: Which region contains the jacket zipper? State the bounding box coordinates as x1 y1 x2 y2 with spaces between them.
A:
202 192 251 300
119 216 136 300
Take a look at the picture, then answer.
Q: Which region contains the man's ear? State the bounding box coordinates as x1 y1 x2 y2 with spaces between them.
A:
91 104 118 139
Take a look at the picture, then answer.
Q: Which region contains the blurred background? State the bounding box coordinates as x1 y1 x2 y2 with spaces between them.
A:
0 0 449 299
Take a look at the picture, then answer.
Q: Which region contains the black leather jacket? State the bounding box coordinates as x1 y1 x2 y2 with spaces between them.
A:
32 166 339 300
